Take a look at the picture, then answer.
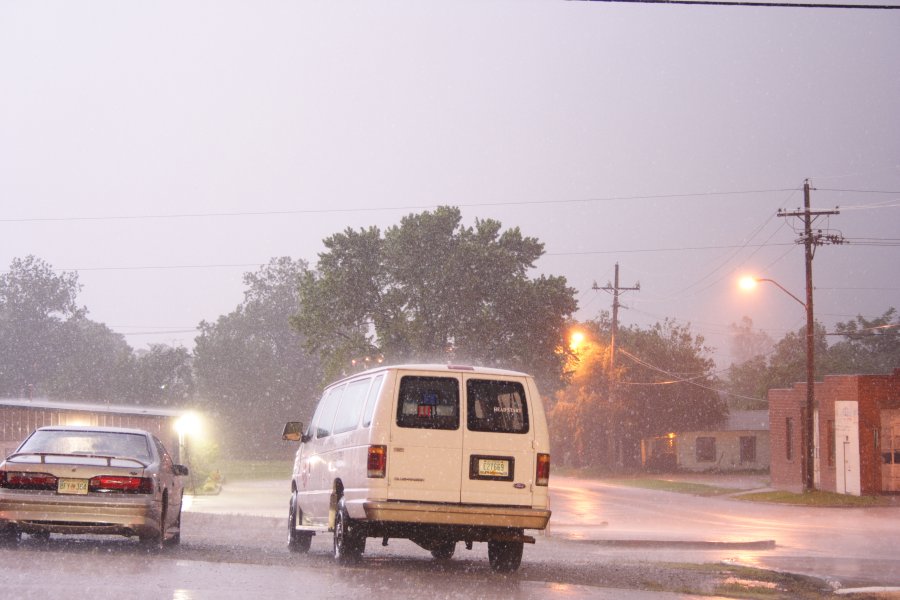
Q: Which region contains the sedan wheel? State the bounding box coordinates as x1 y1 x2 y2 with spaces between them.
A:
140 504 166 552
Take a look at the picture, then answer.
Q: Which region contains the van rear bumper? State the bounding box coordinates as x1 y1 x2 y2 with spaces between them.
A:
363 501 551 530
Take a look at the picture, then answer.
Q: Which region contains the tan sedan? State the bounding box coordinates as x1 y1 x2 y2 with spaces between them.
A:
0 425 187 549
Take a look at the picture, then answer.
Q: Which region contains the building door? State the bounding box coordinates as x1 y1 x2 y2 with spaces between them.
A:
835 401 861 496
880 410 900 493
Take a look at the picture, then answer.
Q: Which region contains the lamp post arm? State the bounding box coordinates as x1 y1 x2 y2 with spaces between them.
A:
756 278 807 308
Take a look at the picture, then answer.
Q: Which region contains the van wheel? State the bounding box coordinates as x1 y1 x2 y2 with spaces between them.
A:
333 499 364 564
0 524 20 546
488 540 523 572
288 493 312 553
430 541 456 560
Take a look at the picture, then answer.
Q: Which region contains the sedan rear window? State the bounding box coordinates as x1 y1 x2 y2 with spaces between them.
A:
467 379 529 434
17 430 153 462
397 376 459 430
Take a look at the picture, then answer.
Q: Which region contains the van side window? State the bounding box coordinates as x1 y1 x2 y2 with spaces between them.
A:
316 384 347 438
466 379 529 434
362 374 385 427
305 390 329 438
332 378 371 434
397 376 459 430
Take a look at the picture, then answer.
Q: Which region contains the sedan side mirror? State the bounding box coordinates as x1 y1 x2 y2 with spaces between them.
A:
282 421 305 442
174 464 189 477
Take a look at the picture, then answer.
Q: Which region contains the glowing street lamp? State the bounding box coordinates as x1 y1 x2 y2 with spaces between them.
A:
175 412 202 461
740 274 816 491
569 330 586 352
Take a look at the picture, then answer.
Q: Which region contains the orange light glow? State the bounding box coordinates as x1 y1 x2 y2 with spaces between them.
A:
569 331 585 352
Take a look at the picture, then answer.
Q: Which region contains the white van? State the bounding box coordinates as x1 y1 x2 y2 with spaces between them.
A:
282 363 551 572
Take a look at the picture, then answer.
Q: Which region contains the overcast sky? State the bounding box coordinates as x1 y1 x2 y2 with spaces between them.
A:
2 1 898 366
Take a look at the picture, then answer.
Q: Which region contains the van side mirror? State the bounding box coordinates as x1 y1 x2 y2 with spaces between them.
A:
282 421 305 442
174 464 189 477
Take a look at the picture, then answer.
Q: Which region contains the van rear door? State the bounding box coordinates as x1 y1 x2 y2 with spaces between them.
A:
460 375 535 507
387 372 464 503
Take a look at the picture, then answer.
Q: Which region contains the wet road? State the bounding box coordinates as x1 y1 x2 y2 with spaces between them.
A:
187 476 900 588
550 476 900 587
3 475 897 598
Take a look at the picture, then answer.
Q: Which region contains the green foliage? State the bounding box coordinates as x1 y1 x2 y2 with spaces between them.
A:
725 309 899 405
0 255 194 404
293 207 577 391
550 316 725 470
126 344 194 405
193 257 322 457
825 308 900 375
0 256 85 395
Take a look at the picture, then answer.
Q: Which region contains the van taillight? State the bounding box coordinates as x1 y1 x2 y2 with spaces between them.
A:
89 476 154 494
535 453 550 486
367 445 387 478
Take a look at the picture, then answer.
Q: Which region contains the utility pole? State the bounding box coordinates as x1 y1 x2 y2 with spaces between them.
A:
594 263 641 378
593 263 640 467
777 179 842 491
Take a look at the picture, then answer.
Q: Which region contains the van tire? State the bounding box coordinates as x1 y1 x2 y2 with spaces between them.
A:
288 493 312 553
488 540 523 572
430 541 456 560
333 499 364 564
0 524 19 546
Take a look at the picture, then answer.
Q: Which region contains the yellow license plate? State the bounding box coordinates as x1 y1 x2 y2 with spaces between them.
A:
478 459 509 478
58 478 89 495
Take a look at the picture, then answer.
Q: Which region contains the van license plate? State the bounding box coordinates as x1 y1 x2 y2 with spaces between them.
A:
478 459 509 478
58 478 89 495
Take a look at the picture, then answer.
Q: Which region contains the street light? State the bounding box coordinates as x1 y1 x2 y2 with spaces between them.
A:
740 275 816 492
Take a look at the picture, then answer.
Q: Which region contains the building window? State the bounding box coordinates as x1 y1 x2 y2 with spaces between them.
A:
740 436 757 464
696 436 716 462
786 417 794 461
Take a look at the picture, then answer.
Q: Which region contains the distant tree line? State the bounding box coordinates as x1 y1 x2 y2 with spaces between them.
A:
723 311 900 407
3 207 897 463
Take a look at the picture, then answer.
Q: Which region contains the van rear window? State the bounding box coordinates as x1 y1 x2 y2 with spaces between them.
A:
396 376 459 430
466 379 529 434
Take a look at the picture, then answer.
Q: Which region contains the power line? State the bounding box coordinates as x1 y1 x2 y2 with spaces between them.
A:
546 242 795 257
572 0 900 9
0 188 800 224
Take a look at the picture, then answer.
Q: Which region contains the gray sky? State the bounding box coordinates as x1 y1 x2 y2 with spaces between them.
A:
2 1 898 366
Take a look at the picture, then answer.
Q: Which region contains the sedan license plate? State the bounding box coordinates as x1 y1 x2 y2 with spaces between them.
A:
57 478 89 495
478 458 509 478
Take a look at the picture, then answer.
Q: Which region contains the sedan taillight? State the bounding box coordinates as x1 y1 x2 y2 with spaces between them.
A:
0 470 58 490
89 476 154 494
535 453 550 486
367 445 387 478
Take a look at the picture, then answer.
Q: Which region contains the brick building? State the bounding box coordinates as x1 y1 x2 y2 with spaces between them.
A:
769 369 900 495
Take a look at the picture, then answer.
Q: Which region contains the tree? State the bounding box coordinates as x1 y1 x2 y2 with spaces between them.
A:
723 309 899 407
128 344 194 406
550 316 726 470
0 256 85 396
293 207 577 391
723 316 775 407
729 316 774 364
825 309 900 375
44 318 134 400
193 258 322 457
